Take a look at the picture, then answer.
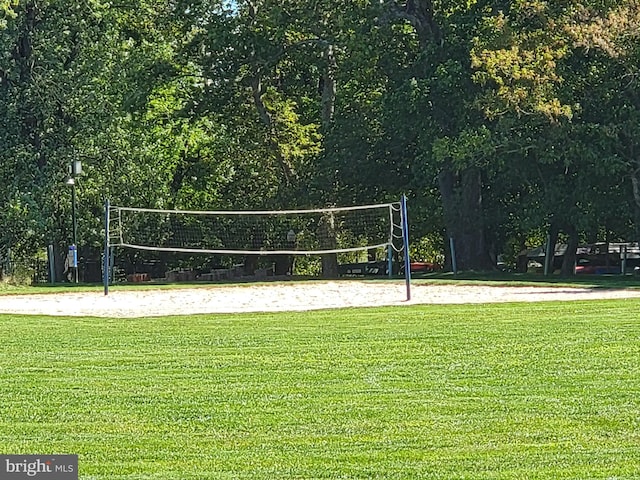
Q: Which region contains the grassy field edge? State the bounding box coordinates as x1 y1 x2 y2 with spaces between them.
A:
1 300 640 478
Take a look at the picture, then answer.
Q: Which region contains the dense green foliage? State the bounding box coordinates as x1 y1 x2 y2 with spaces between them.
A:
1 300 640 478
2 0 640 274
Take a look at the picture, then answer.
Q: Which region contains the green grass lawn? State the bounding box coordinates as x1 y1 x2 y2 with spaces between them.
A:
1 300 639 479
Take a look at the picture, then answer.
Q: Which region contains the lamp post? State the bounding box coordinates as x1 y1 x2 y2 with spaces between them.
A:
66 160 81 283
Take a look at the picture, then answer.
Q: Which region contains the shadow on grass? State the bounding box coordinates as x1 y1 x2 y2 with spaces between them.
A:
411 271 640 290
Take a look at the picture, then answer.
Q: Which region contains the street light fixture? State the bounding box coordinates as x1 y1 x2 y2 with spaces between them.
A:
66 160 81 283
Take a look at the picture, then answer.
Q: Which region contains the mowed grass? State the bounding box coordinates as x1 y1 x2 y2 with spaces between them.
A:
1 300 640 479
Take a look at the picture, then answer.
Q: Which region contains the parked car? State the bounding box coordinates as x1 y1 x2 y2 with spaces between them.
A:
410 262 442 273
575 259 620 275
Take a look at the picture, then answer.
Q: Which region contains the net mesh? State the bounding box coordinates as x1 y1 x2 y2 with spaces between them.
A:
109 203 403 256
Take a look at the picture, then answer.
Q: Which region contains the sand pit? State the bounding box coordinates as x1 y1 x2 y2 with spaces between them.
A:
1 281 640 318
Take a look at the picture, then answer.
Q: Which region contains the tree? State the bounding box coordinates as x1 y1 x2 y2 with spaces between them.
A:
471 0 640 273
0 0 194 278
0 0 18 29
0 0 114 273
365 0 500 271
177 0 358 275
565 2 640 240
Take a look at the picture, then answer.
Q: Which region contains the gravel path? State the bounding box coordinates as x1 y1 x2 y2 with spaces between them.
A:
1 281 640 318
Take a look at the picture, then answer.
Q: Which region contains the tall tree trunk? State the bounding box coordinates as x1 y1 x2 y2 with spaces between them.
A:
319 43 339 278
560 223 579 276
545 222 560 276
319 212 338 279
321 44 337 129
631 163 640 243
321 255 339 278
438 166 494 271
635 203 640 245
243 255 258 276
53 242 68 282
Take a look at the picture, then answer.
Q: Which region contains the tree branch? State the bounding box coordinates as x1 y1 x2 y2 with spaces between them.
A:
379 0 442 46
249 73 272 126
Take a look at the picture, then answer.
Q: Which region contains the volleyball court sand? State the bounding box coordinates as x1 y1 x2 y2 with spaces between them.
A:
1 281 640 318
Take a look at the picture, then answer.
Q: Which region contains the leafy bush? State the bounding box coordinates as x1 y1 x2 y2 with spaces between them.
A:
410 234 445 264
